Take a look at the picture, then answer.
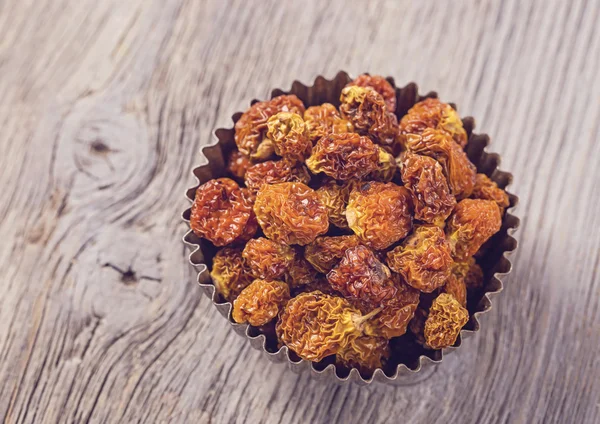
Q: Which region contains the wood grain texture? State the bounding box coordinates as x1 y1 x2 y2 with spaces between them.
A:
0 0 598 423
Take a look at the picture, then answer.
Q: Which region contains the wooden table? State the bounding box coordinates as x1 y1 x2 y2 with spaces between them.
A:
1 0 599 422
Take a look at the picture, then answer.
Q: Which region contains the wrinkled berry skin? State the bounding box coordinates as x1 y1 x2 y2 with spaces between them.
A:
305 235 362 273
446 199 502 261
361 276 421 339
266 112 312 163
424 293 469 349
210 247 254 301
400 152 456 225
254 182 329 246
232 279 290 326
190 178 257 246
304 103 353 144
339 86 399 148
402 128 476 199
306 133 380 181
242 238 295 280
386 225 453 293
346 182 413 250
471 173 510 214
244 160 310 191
399 98 468 148
235 95 305 158
336 335 390 376
315 180 351 229
346 74 396 112
327 245 396 305
227 149 252 181
276 291 364 362
441 274 467 307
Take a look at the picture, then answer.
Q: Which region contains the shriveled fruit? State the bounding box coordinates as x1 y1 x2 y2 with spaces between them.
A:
402 128 476 199
303 103 353 144
284 252 319 288
254 182 329 245
441 274 467 307
266 112 312 163
400 152 456 225
316 180 351 229
339 86 399 148
346 74 396 112
446 199 502 260
232 279 290 326
227 149 252 180
369 147 397 182
471 173 510 214
386 225 453 293
244 160 310 191
190 178 257 246
336 336 390 375
305 235 361 273
306 133 379 181
424 293 469 349
235 95 305 159
362 277 420 339
243 238 295 280
346 182 413 250
399 98 468 148
210 247 254 301
276 291 377 362
327 245 397 305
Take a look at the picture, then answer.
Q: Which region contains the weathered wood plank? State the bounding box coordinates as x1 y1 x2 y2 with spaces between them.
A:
0 0 598 423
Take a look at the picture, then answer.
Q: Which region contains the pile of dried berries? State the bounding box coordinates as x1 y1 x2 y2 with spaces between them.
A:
190 74 508 377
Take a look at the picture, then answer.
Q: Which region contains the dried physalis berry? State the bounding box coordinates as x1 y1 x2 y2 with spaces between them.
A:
244 160 310 191
347 74 396 113
369 147 397 182
424 293 469 349
327 245 396 305
399 98 468 148
190 178 257 246
305 235 361 273
266 112 312 163
232 279 290 326
316 180 350 229
276 291 379 362
346 182 413 250
441 274 467 307
386 225 453 293
339 86 399 148
254 182 329 245
284 251 319 288
452 257 484 290
306 133 380 181
303 103 353 144
400 152 456 225
403 128 476 199
242 237 295 280
471 173 510 214
362 276 420 339
446 199 502 261
210 247 254 301
235 95 305 159
336 335 390 375
227 149 252 181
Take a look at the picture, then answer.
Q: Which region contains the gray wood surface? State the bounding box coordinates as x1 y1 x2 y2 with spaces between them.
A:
1 0 599 423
